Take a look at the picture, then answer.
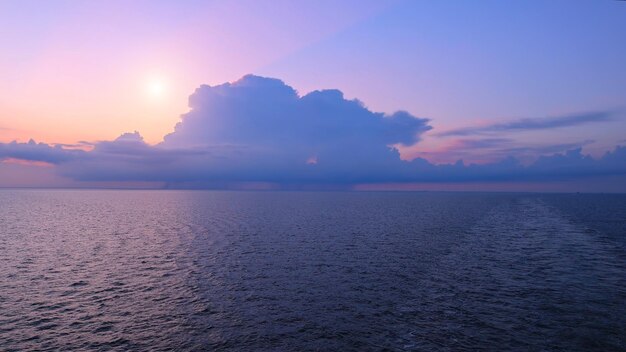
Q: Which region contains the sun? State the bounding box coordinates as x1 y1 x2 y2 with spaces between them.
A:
147 78 167 98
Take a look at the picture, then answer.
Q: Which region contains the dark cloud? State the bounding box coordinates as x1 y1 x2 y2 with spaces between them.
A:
0 75 625 190
438 111 614 137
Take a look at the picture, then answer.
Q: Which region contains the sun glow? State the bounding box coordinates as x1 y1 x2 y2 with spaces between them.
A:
147 78 167 98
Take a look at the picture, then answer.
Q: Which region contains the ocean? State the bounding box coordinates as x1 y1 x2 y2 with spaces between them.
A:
1 190 624 351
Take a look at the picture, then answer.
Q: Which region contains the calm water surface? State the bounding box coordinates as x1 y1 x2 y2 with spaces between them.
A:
0 190 624 351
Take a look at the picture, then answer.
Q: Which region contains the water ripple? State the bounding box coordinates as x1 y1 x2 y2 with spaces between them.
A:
0 190 624 351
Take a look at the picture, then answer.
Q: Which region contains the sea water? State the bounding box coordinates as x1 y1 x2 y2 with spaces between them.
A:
0 190 624 351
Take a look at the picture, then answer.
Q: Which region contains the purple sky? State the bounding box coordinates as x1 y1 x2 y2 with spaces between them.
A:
0 0 625 191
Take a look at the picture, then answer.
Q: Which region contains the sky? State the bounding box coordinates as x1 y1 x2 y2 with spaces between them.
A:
0 0 625 191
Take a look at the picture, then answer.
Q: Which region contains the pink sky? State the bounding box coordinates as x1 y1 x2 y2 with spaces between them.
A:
1 0 625 190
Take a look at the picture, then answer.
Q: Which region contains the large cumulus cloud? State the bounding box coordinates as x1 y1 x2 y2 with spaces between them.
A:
156 75 432 182
1 75 625 189
163 75 430 149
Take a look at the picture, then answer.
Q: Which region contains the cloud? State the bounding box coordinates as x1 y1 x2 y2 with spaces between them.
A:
0 139 84 164
16 75 429 184
413 138 598 164
162 75 431 149
451 138 514 149
499 140 596 155
0 75 625 190
438 111 614 137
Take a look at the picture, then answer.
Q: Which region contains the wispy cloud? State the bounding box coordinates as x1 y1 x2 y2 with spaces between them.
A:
499 140 596 155
437 111 614 137
412 138 597 164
